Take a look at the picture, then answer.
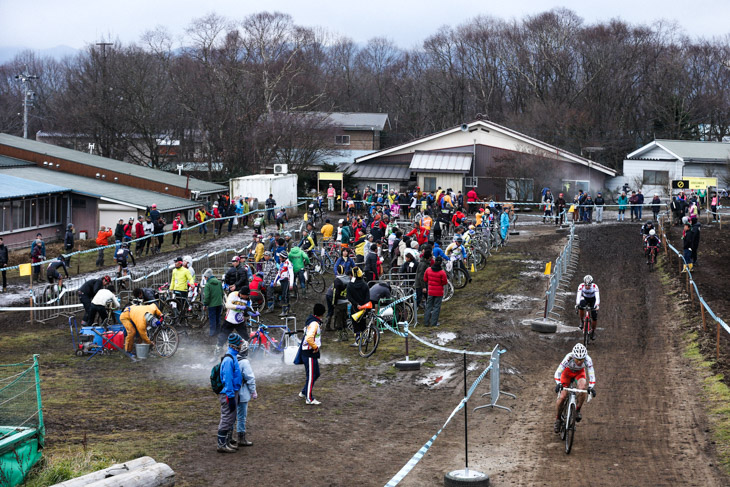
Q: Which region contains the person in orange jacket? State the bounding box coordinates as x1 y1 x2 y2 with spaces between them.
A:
95 225 114 268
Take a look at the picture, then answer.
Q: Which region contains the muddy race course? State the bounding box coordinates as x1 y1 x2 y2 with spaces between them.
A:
2 223 728 487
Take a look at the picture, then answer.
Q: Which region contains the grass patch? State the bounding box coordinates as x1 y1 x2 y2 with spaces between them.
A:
683 330 730 472
25 449 119 487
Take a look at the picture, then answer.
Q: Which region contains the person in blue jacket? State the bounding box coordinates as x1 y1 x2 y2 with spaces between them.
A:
500 210 510 241
432 241 448 261
217 333 243 453
234 339 257 447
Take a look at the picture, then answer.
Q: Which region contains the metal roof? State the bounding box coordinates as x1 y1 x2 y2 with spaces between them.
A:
0 154 34 168
0 133 225 194
0 167 199 212
306 112 390 131
344 163 410 180
409 151 472 173
628 139 730 162
0 174 69 199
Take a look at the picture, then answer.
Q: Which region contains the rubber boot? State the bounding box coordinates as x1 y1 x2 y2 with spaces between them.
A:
227 430 238 450
217 430 235 453
238 432 252 447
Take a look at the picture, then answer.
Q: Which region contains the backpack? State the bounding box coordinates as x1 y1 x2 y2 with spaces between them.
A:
210 354 234 394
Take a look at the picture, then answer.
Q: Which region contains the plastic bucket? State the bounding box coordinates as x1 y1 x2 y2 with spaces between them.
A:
135 343 150 359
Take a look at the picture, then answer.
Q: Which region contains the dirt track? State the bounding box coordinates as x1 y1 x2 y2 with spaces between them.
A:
4 223 728 486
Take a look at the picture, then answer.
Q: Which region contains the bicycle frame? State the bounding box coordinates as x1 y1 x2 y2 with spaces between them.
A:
558 386 590 454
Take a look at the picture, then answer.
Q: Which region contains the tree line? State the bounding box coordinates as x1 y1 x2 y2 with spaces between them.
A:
1 8 728 177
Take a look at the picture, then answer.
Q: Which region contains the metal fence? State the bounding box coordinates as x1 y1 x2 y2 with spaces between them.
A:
542 224 579 320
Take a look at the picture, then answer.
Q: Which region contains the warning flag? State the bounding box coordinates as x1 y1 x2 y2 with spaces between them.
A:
544 262 552 275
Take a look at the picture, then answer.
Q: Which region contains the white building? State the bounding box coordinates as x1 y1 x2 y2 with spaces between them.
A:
610 139 730 196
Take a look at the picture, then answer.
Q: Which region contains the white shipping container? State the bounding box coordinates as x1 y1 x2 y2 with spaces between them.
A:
229 174 299 214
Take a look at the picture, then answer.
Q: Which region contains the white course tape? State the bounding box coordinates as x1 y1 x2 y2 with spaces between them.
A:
407 330 493 356
0 304 83 312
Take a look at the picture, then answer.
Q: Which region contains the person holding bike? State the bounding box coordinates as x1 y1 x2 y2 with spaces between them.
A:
446 236 470 283
575 275 600 339
221 287 258 351
46 255 69 290
87 281 119 325
645 229 661 265
225 256 248 292
115 242 136 283
346 266 370 346
78 275 113 325
273 251 294 316
553 343 596 433
170 256 194 304
299 303 325 405
288 244 310 294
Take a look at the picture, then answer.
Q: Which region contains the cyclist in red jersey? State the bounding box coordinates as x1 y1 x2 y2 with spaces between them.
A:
553 343 596 432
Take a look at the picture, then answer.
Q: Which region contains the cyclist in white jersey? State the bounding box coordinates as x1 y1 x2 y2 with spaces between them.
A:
575 275 600 339
553 343 596 432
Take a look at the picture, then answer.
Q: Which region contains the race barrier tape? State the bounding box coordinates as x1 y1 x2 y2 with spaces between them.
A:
0 304 83 312
406 331 493 356
0 202 306 273
384 360 494 487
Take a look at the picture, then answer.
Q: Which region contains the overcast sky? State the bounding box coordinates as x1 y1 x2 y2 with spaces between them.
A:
1 0 727 50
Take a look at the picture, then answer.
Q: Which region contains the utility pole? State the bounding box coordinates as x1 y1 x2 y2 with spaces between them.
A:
96 42 113 157
15 69 38 139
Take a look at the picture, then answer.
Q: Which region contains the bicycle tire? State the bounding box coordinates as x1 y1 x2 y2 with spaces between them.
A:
190 302 206 328
309 273 326 293
248 335 265 360
565 402 576 454
42 286 52 304
475 249 487 270
443 281 454 302
358 320 380 358
583 317 590 347
153 325 179 357
453 267 469 289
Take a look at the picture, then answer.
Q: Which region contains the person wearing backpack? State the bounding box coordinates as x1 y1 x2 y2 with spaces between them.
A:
213 333 243 453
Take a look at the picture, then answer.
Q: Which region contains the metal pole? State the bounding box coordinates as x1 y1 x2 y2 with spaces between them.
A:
463 352 468 471
23 91 28 139
33 354 44 440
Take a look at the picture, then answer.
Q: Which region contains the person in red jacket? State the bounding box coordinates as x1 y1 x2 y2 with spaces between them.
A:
134 216 146 257
451 210 466 228
423 257 448 327
172 213 185 248
406 222 429 246
467 189 478 214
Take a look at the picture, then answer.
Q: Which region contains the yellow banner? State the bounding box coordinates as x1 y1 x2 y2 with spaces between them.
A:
318 172 343 181
19 263 31 276
544 262 552 275
686 177 718 190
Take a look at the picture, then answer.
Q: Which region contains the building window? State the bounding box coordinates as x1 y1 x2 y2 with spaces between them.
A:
0 203 8 233
1 196 63 234
423 177 437 192
335 135 350 146
643 170 669 186
376 183 389 193
561 180 590 196
505 178 534 201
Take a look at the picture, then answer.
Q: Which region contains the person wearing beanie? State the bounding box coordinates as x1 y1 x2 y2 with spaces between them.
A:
217 333 243 453
235 339 257 447
299 303 325 405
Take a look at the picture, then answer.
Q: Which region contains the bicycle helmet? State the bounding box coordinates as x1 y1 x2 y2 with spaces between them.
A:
279 250 289 259
455 236 463 244
284 231 292 238
238 338 249 357
583 275 593 285
102 275 112 286
468 225 475 230
572 343 587 360
649 229 656 236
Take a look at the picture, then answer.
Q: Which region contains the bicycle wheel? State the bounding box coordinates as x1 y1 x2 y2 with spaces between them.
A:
396 300 415 326
309 273 326 293
153 325 179 357
42 286 53 304
475 249 487 270
358 318 380 358
189 302 206 328
249 335 265 360
565 402 576 454
453 267 468 289
165 299 180 321
583 318 590 347
443 281 454 302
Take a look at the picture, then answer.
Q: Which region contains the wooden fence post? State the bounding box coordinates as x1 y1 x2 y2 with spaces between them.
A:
701 303 706 332
717 321 721 362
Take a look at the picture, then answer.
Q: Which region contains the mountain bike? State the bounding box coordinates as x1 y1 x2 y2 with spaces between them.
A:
646 245 659 272
164 284 205 328
445 259 469 289
42 281 67 305
147 315 180 357
352 302 380 358
556 385 590 454
290 266 326 301
248 316 299 362
577 305 596 346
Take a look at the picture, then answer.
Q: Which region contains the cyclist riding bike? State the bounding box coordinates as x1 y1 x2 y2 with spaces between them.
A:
553 343 596 432
46 255 70 289
640 220 654 240
645 229 661 264
445 236 470 280
575 275 600 339
114 242 136 281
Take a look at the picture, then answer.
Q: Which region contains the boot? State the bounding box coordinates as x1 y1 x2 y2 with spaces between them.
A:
681 265 687 273
688 263 693 271
325 315 333 331
279 306 289 317
217 430 235 453
238 432 252 447
227 430 239 450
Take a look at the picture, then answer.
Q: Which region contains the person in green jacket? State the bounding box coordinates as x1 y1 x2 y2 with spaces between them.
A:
287 246 310 292
617 191 628 222
203 268 224 337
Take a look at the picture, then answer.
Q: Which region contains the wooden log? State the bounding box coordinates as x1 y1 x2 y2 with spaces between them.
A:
84 463 175 487
50 457 157 487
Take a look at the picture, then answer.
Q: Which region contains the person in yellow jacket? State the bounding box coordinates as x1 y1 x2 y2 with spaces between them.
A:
119 302 161 354
170 256 194 298
320 219 334 241
253 235 265 262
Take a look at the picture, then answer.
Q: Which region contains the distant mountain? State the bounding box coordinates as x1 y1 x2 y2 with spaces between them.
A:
0 45 79 64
